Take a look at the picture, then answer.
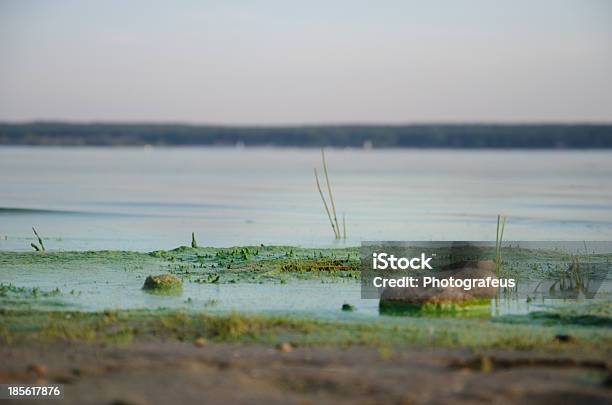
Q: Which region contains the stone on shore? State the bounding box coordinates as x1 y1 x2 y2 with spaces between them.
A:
142 274 182 291
379 260 497 315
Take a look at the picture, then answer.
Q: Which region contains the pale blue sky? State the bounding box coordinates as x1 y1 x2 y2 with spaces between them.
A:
1 0 611 123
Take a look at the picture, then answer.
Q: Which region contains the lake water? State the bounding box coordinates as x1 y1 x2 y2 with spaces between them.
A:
1 147 611 251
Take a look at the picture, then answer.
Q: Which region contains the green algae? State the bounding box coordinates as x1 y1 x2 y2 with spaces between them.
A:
497 301 612 328
0 283 67 311
379 298 492 318
2 245 604 288
0 283 62 298
1 308 611 356
0 246 610 331
149 245 360 284
278 258 359 275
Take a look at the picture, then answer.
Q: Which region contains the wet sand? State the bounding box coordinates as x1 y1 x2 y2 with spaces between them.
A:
1 341 611 404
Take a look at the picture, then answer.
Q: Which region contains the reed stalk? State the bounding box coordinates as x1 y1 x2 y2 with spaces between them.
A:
31 227 45 252
495 215 506 276
321 149 340 236
314 168 339 238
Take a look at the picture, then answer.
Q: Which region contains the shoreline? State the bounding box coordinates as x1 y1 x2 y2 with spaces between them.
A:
1 245 612 403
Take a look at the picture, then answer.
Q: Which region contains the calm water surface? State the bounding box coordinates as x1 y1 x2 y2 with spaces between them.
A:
1 147 611 251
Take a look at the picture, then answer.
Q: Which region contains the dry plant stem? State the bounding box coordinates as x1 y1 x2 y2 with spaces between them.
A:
495 215 500 275
321 149 340 237
342 212 346 240
498 216 506 270
495 215 506 276
315 168 339 238
496 216 500 249
32 227 45 251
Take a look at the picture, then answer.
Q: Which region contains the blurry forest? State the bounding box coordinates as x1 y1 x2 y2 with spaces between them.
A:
1 122 611 148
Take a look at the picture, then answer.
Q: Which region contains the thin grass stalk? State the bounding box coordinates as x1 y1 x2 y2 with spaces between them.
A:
32 227 45 251
495 215 500 275
496 215 500 249
315 168 339 238
498 216 506 274
342 212 346 240
321 149 340 237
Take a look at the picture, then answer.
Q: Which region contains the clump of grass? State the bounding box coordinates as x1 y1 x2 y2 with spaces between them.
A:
495 215 506 276
191 232 198 248
314 149 345 239
549 255 590 298
30 227 45 252
0 283 61 299
569 256 586 292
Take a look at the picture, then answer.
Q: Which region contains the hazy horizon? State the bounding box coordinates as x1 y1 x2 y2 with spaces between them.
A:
3 120 612 126
1 0 611 124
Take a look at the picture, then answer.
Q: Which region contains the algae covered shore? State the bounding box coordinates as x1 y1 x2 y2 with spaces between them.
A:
1 245 612 403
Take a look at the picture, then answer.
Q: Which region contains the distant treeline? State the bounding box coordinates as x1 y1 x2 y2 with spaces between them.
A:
1 122 612 148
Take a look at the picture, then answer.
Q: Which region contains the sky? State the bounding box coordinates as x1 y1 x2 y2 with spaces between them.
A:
0 0 611 124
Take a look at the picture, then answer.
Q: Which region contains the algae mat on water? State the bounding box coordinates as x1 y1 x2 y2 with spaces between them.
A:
0 246 361 313
1 245 611 317
0 246 611 357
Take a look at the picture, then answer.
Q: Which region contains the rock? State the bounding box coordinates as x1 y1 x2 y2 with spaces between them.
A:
442 260 496 272
142 274 182 291
380 267 498 305
27 363 48 377
379 264 498 315
276 342 294 353
554 334 575 343
194 337 207 347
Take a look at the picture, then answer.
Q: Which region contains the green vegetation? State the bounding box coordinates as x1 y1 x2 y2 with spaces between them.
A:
498 302 612 328
149 245 361 284
1 307 611 355
0 283 61 299
2 122 612 148
0 250 160 271
1 245 611 358
0 244 607 289
380 298 492 318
